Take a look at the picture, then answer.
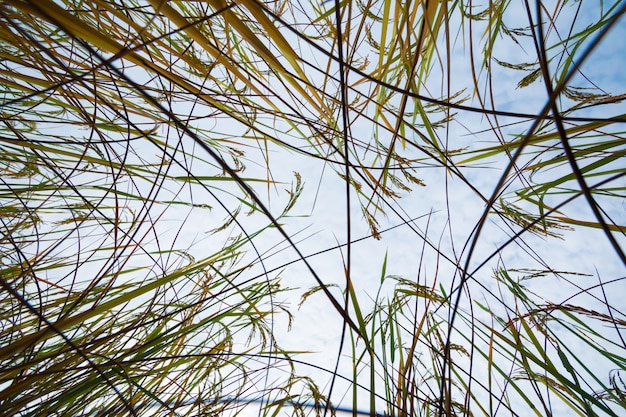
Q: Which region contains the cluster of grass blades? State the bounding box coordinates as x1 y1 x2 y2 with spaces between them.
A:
1 0 625 416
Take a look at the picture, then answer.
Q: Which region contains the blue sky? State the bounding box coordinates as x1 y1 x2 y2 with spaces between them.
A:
90 0 626 413
205 0 626 415
1 0 624 415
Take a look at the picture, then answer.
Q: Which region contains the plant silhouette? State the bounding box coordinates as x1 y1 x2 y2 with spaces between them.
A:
0 1 625 416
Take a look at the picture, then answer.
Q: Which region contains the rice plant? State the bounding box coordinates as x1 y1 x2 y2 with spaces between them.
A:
1 0 624 416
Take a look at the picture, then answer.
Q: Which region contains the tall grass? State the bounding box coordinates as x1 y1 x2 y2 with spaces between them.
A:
1 0 624 416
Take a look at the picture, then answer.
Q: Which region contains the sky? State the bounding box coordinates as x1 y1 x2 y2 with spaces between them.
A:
1 0 625 416
210 0 626 415
123 0 625 415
